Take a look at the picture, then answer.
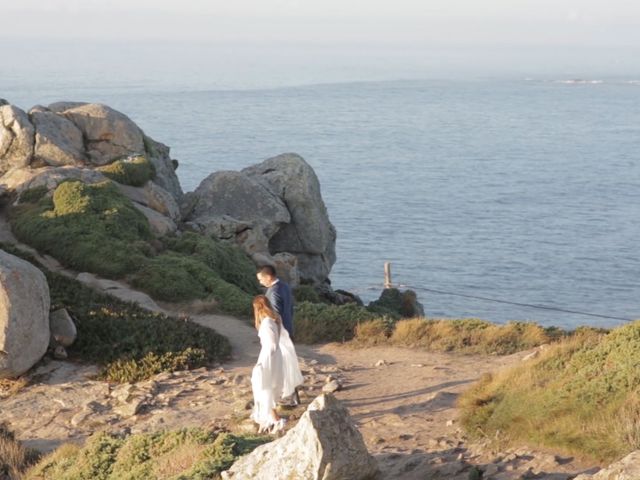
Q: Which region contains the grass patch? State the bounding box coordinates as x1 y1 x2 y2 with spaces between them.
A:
293 284 323 304
458 322 640 462
97 155 156 187
130 252 253 317
293 302 378 344
369 317 558 355
1 423 40 479
0 244 231 383
10 180 151 278
26 429 270 480
162 232 259 296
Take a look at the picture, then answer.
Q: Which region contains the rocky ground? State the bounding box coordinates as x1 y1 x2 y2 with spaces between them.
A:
2 307 602 479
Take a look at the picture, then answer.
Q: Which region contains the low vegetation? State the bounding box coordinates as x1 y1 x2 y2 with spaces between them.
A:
293 302 379 344
25 429 270 480
97 155 156 187
1 423 39 479
353 317 559 355
1 244 231 383
458 321 640 462
10 181 257 316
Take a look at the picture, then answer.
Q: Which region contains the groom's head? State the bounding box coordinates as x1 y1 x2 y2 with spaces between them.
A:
256 265 277 287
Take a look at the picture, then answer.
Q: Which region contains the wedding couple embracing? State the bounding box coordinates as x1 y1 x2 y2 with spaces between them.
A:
250 266 304 434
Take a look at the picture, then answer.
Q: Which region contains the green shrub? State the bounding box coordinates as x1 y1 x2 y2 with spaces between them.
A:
18 185 48 203
294 302 378 344
26 429 270 480
162 232 259 295
0 244 231 383
10 180 151 278
458 322 640 461
8 181 257 312
130 252 253 317
97 155 156 187
293 284 323 304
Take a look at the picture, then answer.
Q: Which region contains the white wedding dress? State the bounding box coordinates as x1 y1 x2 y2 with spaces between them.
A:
250 316 304 431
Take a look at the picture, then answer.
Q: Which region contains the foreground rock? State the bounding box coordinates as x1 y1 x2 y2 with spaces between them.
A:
222 394 378 480
574 451 640 479
0 249 50 378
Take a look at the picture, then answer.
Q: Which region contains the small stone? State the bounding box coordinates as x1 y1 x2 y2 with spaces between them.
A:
53 345 68 359
322 380 341 393
375 360 388 367
446 419 455 426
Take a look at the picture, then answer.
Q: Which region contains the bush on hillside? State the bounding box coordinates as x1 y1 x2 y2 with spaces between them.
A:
10 180 151 278
8 181 258 315
0 244 231 383
162 232 259 295
293 302 378 344
293 284 323 304
97 155 156 187
130 253 253 317
458 322 640 461
1 423 39 479
26 429 270 480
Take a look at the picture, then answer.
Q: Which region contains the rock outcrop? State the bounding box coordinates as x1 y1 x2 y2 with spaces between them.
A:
574 451 640 479
222 394 378 480
0 100 337 287
186 153 336 286
0 249 50 378
0 104 34 174
0 100 183 232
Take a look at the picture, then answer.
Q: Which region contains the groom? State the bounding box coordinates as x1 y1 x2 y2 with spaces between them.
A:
256 265 294 340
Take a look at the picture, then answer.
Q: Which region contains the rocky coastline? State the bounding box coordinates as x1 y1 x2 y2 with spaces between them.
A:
0 99 637 479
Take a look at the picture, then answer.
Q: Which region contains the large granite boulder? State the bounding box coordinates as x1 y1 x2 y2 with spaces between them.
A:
186 154 336 285
222 394 378 480
30 107 86 167
0 104 34 175
57 103 145 166
0 249 50 378
186 170 290 254
574 451 640 479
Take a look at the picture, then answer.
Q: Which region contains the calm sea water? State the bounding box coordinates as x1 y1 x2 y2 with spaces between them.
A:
3 76 639 329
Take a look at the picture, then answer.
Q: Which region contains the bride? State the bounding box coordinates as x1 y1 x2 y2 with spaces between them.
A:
250 295 303 434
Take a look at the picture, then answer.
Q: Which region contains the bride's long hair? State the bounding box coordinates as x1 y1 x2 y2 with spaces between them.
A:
253 295 282 330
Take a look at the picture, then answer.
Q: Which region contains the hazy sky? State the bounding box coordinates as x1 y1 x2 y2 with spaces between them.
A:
2 0 639 47
1 0 639 87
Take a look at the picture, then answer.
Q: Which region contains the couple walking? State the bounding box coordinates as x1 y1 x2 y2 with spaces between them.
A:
251 266 303 434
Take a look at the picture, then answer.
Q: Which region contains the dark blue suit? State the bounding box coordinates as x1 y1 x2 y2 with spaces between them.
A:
266 279 294 340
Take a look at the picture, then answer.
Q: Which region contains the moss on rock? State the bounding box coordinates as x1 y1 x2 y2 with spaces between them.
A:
97 155 156 187
10 180 152 278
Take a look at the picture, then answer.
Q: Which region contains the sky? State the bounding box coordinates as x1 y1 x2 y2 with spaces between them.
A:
1 0 639 85
2 0 639 47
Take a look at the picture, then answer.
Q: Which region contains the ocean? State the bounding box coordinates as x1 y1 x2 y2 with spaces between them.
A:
2 59 639 329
